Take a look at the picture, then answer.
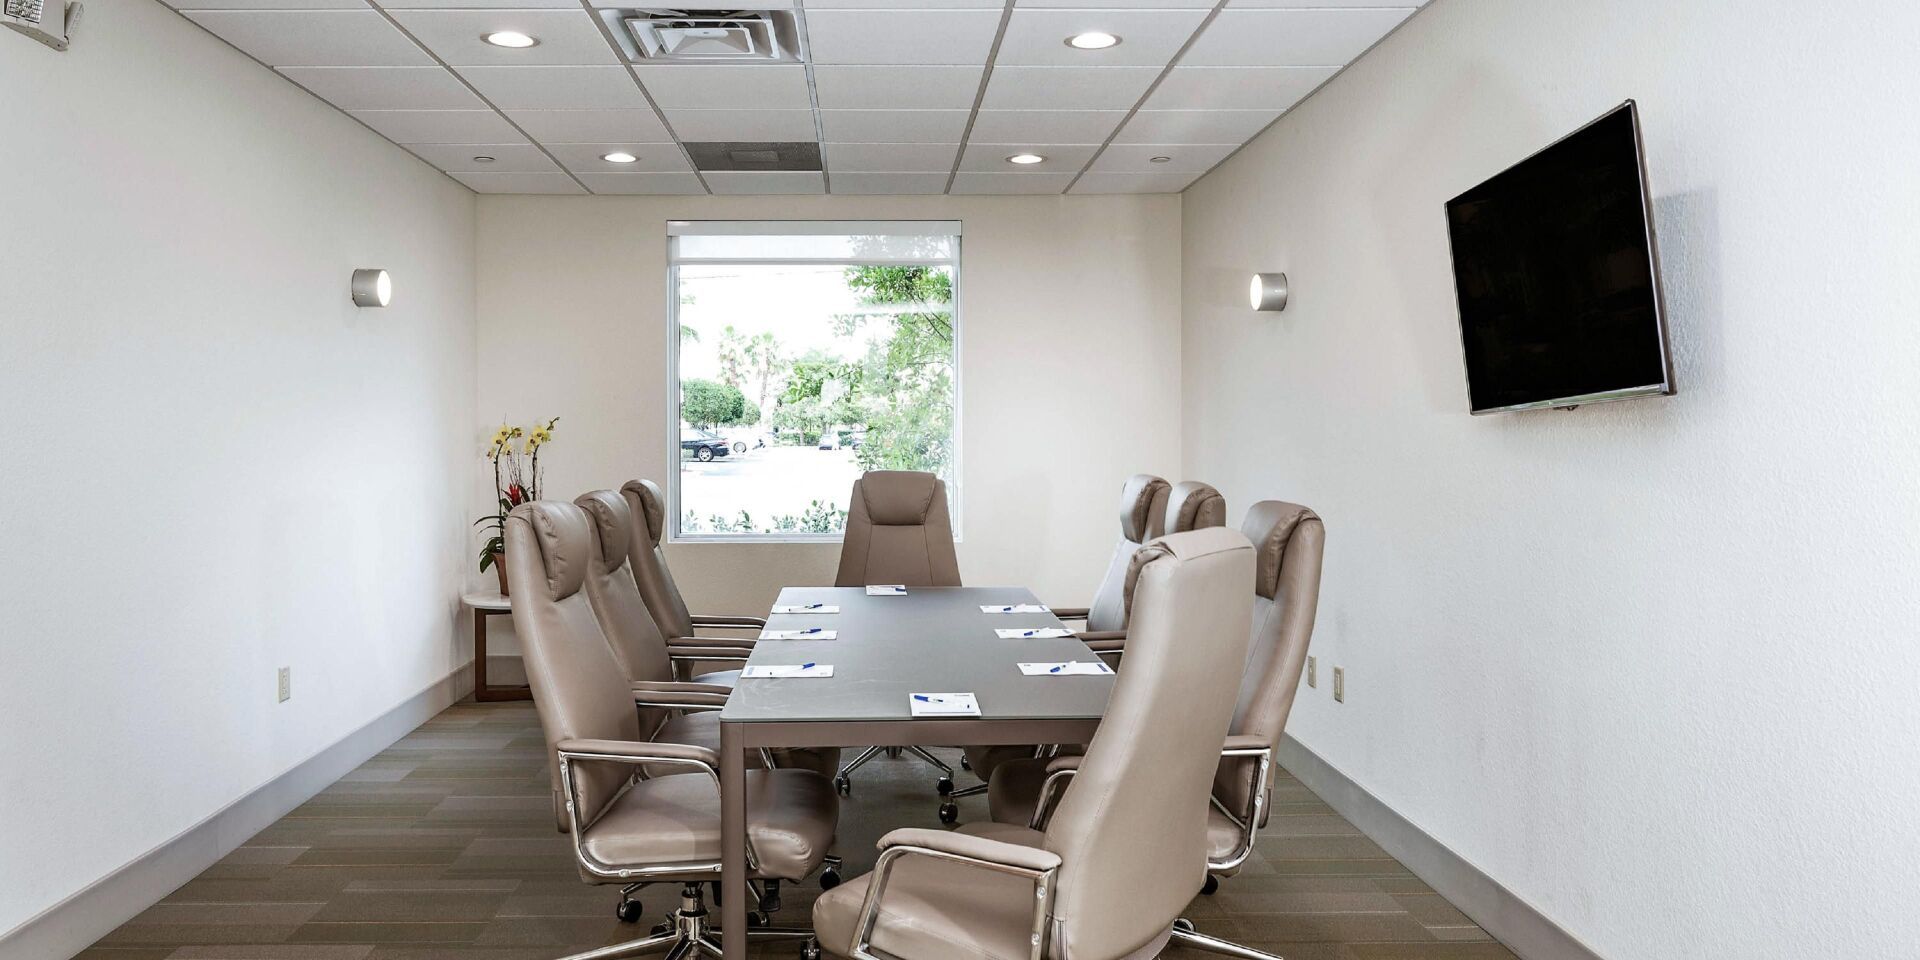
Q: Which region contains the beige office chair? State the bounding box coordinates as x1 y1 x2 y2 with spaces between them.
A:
505 499 841 955
831 471 963 797
577 490 840 781
1066 480 1226 663
806 527 1255 960
619 479 767 681
987 501 1323 958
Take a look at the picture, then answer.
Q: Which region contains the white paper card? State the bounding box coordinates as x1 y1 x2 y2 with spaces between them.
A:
995 627 1075 639
909 692 980 716
771 604 839 614
980 604 1051 614
741 664 834 678
1018 661 1114 676
759 629 837 640
866 584 908 596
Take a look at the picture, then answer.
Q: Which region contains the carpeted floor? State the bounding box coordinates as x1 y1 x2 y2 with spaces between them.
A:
75 700 1516 960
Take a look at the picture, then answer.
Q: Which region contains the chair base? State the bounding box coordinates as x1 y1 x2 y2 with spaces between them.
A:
1170 918 1286 960
835 745 954 796
560 883 815 960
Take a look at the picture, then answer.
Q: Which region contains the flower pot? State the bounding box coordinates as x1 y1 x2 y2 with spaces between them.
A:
491 549 509 597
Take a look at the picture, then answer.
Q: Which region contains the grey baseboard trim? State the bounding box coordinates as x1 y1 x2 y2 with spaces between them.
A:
0 663 475 960
1275 734 1606 960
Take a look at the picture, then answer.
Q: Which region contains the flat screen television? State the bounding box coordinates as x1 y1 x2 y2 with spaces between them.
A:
1445 101 1674 414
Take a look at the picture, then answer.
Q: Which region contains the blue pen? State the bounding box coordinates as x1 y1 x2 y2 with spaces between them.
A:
1021 630 1038 638
1049 663 1066 673
800 662 816 670
913 694 944 703
801 603 823 609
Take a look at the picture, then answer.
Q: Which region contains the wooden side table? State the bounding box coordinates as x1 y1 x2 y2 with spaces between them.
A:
462 590 531 702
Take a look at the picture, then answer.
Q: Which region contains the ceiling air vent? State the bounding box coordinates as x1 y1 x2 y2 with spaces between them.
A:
601 8 801 63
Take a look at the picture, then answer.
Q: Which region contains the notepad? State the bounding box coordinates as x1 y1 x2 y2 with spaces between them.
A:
866 584 908 596
980 603 1051 614
759 628 837 640
771 604 839 614
995 627 1074 639
1018 661 1113 676
742 664 834 678
909 692 980 717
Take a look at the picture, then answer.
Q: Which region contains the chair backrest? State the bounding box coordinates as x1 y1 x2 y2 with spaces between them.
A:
1215 501 1324 825
833 471 961 587
575 490 675 687
1085 474 1170 632
1042 527 1254 960
1163 481 1227 535
505 500 642 832
619 479 696 641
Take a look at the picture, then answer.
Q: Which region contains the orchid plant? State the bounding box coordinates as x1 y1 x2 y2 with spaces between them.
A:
476 417 557 573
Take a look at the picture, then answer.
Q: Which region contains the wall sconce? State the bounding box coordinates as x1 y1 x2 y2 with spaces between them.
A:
1249 273 1288 312
351 269 393 308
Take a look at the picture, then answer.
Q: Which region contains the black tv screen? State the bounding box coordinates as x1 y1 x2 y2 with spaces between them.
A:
1445 101 1674 414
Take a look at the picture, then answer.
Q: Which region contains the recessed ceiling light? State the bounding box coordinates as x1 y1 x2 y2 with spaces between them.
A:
483 31 537 48
1149 156 1172 163
472 155 496 163
1066 31 1120 50
602 151 638 164
1006 153 1046 165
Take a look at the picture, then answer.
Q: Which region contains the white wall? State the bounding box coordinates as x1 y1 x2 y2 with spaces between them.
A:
0 0 477 943
475 195 1181 628
1180 1 1920 958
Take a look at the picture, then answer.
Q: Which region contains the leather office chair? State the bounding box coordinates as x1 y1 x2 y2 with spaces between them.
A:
505 499 841 956
619 479 768 682
807 527 1256 960
1164 481 1227 535
987 502 1323 959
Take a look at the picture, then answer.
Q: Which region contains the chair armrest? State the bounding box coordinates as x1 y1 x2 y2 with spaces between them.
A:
632 680 731 710
556 737 720 769
670 635 757 649
1073 629 1126 652
667 636 754 662
1028 757 1083 830
877 828 1062 874
692 614 768 628
1050 607 1090 622
1221 733 1271 755
854 830 1060 960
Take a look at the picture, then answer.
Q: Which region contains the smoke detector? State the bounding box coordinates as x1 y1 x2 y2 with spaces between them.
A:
600 8 800 63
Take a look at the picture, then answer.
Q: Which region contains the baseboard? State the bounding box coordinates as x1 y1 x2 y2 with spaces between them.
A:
0 663 475 960
1275 735 1607 960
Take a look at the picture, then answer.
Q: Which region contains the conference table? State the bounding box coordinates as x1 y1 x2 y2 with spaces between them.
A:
717 585 1116 960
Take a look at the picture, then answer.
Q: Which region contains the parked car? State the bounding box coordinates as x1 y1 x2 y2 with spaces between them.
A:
721 431 769 455
680 428 731 462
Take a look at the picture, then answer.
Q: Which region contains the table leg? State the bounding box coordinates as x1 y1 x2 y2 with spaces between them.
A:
720 719 747 960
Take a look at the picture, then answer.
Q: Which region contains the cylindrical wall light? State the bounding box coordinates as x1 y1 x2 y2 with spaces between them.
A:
1249 273 1288 312
351 268 393 308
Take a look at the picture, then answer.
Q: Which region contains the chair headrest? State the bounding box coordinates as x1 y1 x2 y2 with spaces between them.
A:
1240 500 1321 600
574 490 632 571
1125 526 1252 614
859 471 942 526
1165 481 1226 534
1118 474 1170 543
619 479 667 545
511 500 592 599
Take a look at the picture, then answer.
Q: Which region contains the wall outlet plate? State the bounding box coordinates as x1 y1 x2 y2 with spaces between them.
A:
1332 666 1344 703
1306 655 1317 687
277 667 291 703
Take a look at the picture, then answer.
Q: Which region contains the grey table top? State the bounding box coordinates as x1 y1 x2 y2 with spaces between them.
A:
717 586 1114 724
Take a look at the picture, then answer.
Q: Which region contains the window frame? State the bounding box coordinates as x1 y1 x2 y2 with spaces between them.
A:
664 220 964 545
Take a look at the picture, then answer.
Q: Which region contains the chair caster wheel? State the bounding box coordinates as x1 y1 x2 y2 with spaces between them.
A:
938 802 959 825
615 898 644 923
802 937 823 960
1174 918 1196 933
747 911 770 928
1200 875 1219 896
959 754 972 771
834 775 852 796
651 922 673 936
936 777 955 796
886 746 903 758
820 868 842 891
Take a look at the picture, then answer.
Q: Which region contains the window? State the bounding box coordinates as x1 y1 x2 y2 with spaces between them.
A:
667 221 961 541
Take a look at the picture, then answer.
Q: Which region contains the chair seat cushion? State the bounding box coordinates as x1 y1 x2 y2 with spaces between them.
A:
653 710 841 779
581 769 836 882
985 756 1050 827
813 823 1046 960
962 745 1036 783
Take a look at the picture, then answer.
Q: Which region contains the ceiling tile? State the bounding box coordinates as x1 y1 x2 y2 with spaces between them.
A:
633 65 813 110
803 8 1001 65
1230 0 1426 7
818 109 971 143
1143 66 1335 110
1113 108 1278 144
449 171 585 193
1091 142 1237 172
957 143 1100 172
578 172 708 195
279 67 482 110
1070 171 1202 193
547 143 693 173
1016 0 1213 6
704 171 827 195
980 66 1159 110
183 10 430 67
407 142 558 173
829 172 951 195
350 109 524 143
664 109 820 142
812 66 985 110
386 9 619 67
384 0 580 7
995 8 1208 67
584 0 792 5
457 65 649 109
949 171 1074 194
823 142 960 173
507 108 672 143
968 109 1125 143
810 0 997 7
1185 8 1413 66
163 0 367 9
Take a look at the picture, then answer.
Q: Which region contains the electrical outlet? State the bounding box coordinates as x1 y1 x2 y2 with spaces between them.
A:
1332 666 1345 703
277 667 291 703
1306 656 1317 688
